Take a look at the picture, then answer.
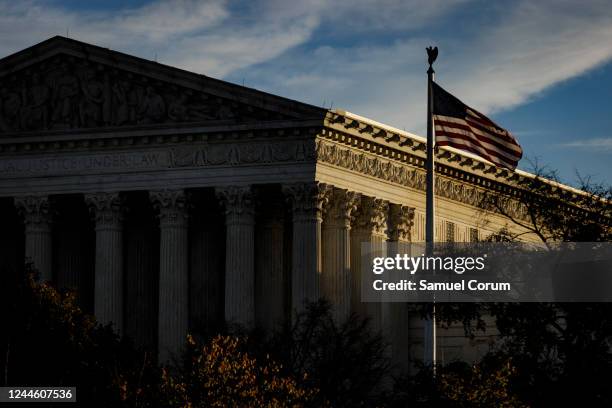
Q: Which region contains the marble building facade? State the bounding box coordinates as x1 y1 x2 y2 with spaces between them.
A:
0 37 543 365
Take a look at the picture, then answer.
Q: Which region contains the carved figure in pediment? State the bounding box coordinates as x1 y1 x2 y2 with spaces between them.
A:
216 103 235 120
0 54 289 133
78 68 104 127
168 93 188 121
51 64 79 128
111 81 129 125
0 87 22 131
138 86 166 124
170 90 215 122
127 83 142 123
20 73 49 130
187 100 215 121
102 73 112 125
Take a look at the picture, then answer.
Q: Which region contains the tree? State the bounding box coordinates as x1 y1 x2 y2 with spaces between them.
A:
230 300 390 407
0 265 317 407
0 263 157 407
453 166 612 406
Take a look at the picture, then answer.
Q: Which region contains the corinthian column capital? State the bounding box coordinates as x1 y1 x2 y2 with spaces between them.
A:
283 182 332 222
85 192 125 229
149 189 188 227
14 195 52 231
324 188 360 229
353 197 389 237
215 186 254 219
387 204 415 242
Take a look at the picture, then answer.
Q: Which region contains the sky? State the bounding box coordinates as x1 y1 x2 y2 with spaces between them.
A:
0 0 611 186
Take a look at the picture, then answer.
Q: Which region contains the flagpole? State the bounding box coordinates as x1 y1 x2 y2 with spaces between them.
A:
424 46 437 370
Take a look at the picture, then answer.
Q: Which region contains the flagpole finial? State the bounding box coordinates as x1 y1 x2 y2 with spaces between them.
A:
426 46 438 73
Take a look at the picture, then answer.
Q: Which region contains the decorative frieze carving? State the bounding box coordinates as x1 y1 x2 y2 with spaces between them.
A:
149 189 188 226
387 204 415 242
85 192 124 228
352 197 389 237
316 139 529 220
0 55 289 133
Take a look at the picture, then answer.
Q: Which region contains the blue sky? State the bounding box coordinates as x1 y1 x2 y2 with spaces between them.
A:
1 0 611 185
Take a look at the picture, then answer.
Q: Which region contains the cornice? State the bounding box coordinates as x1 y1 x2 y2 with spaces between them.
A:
320 110 587 208
0 120 323 156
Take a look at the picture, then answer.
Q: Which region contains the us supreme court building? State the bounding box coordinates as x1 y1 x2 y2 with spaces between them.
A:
0 37 552 365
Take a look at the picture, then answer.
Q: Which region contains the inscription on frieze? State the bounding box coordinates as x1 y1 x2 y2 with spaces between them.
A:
0 140 315 177
0 151 168 176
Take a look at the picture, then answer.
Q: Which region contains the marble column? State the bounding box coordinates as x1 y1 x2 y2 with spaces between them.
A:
386 204 415 373
85 192 125 332
14 195 52 281
350 197 389 330
255 201 285 330
150 189 189 362
283 182 331 315
216 186 255 326
322 188 359 322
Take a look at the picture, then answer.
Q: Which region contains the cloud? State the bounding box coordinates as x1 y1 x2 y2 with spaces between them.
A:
0 0 320 77
2 0 612 140
230 0 612 136
446 0 612 114
560 138 612 152
0 0 473 79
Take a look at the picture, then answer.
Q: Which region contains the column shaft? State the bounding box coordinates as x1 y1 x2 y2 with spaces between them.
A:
386 204 416 372
217 186 255 326
283 182 331 315
151 190 189 362
86 192 124 332
322 189 358 322
351 197 389 331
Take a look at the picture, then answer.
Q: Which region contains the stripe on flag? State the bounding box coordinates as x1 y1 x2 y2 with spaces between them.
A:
432 82 523 170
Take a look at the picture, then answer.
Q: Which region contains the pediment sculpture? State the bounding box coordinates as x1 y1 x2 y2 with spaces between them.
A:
0 54 289 133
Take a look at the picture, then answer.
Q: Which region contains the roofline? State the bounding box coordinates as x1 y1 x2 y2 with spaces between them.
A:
0 37 594 201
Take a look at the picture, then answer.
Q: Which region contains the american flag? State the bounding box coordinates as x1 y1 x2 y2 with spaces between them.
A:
432 82 523 170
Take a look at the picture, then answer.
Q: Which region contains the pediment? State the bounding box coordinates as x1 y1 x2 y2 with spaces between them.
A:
0 37 324 134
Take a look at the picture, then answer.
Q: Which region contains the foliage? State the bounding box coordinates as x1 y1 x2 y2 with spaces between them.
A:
0 263 158 407
0 265 317 407
436 358 528 408
430 166 612 406
386 357 528 407
159 334 316 407
258 300 389 407
482 165 612 243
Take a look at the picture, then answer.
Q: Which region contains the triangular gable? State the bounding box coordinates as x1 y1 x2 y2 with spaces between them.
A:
0 36 325 134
